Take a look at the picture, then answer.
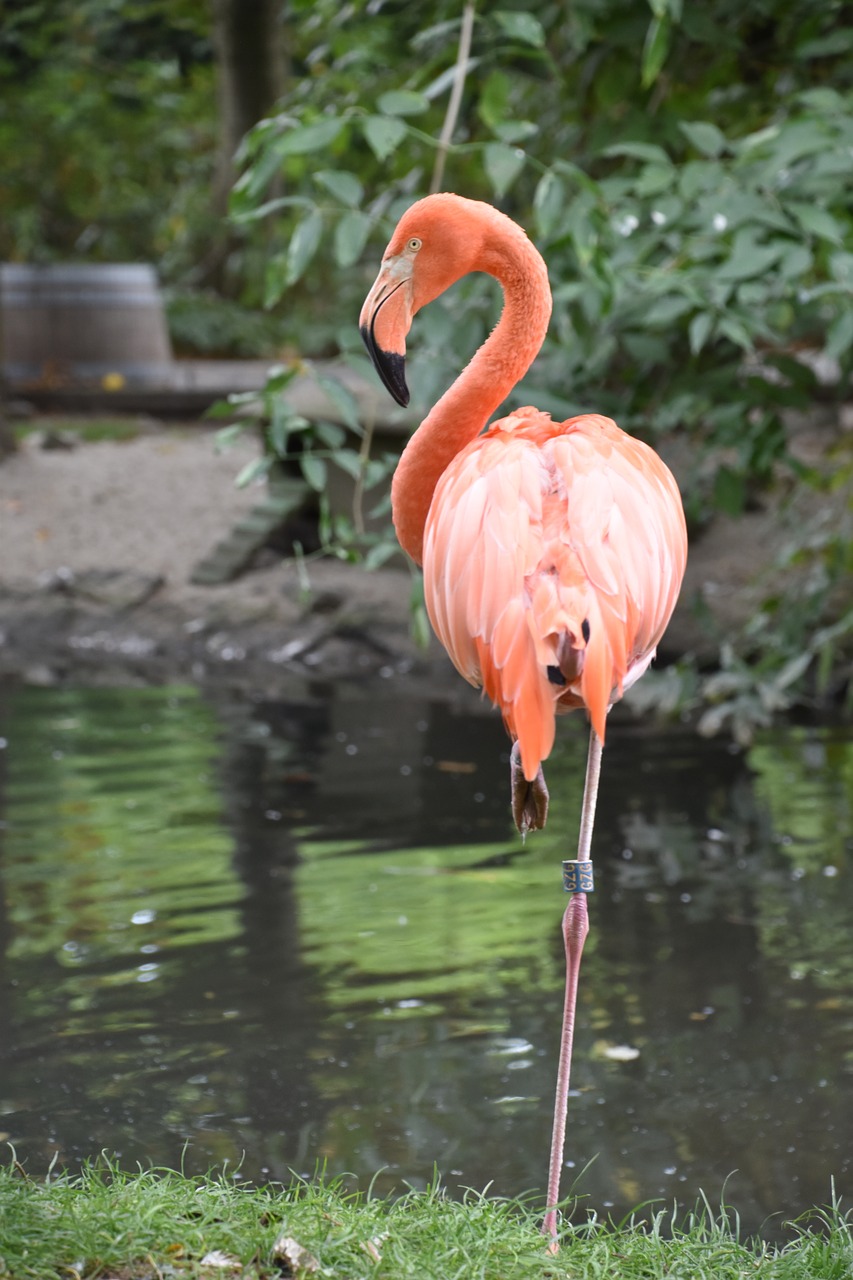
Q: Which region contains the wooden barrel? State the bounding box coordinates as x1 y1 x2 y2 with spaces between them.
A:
0 263 173 386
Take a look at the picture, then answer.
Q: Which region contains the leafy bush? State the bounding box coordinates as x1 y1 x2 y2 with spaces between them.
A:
229 2 853 722
166 290 292 358
0 0 216 276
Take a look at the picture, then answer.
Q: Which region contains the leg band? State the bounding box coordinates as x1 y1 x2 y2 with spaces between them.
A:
562 860 594 893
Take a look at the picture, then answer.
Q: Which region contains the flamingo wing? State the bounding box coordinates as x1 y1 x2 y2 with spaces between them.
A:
422 411 687 782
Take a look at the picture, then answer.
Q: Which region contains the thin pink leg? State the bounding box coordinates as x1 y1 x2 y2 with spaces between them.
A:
542 727 603 1249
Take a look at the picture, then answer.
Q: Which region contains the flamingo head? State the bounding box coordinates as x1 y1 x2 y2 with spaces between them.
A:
359 194 490 407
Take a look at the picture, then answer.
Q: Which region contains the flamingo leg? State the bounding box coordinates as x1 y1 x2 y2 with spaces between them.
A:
542 726 603 1249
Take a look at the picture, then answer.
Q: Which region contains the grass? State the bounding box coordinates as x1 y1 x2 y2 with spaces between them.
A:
13 417 152 446
0 1160 851 1280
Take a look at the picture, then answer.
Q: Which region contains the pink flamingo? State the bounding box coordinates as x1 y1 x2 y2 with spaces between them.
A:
360 193 687 1246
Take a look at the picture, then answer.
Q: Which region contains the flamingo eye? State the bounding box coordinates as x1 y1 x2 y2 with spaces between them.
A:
407 237 422 252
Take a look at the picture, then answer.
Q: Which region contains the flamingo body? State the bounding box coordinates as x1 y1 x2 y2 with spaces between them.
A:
423 407 686 782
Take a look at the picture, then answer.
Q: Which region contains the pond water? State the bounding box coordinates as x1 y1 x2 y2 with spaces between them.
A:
0 678 851 1235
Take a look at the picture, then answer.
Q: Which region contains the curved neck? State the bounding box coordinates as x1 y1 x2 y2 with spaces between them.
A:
391 224 552 564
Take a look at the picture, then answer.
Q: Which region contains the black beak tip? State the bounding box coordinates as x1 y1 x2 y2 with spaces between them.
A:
360 324 409 408
387 358 410 408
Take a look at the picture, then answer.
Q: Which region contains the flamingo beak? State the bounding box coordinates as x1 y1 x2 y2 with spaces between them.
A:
359 256 413 408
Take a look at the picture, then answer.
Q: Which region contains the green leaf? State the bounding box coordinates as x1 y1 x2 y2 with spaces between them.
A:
602 141 671 165
241 142 287 199
479 69 511 131
364 458 394 488
771 650 812 692
758 118 831 171
376 89 430 117
493 11 546 47
423 56 481 102
316 375 362 433
411 19 460 50
635 163 676 197
830 251 853 287
301 453 327 492
641 13 671 89
717 315 753 349
492 120 539 143
411 599 431 651
263 253 289 309
534 171 566 239
777 244 812 282
796 30 853 59
278 117 344 157
362 115 407 161
484 142 525 198
235 456 272 489
622 331 670 363
679 120 727 158
689 312 714 355
364 541 399 570
334 209 372 268
678 159 719 200
564 192 600 266
268 400 293 457
718 232 785 282
796 87 846 112
787 202 844 245
314 169 363 207
643 295 693 328
286 210 323 286
332 448 364 481
230 194 311 225
713 465 746 515
734 124 780 155
314 421 346 449
213 424 244 448
826 309 853 362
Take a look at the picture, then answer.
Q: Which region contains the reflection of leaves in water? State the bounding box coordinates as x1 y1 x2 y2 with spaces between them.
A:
3 686 241 1015
295 837 572 1012
750 729 853 872
295 729 606 1017
748 729 853 1032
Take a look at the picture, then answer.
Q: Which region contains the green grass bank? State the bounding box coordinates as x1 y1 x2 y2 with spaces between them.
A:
0 1163 851 1279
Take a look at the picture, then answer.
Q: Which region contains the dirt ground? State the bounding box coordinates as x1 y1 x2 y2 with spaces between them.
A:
0 412 848 696
0 420 455 694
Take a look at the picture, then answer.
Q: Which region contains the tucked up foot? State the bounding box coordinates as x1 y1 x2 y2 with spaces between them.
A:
510 741 549 834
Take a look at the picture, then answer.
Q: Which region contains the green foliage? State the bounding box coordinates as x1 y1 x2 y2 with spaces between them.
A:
231 0 853 719
1 1160 852 1279
166 290 292 358
0 0 216 275
210 363 404 570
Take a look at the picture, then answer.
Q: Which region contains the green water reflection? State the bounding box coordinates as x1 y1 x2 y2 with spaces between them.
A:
3 687 240 981
0 681 851 1233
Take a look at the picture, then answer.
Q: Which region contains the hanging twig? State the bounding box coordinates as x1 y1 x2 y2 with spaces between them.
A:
430 0 476 194
352 412 376 537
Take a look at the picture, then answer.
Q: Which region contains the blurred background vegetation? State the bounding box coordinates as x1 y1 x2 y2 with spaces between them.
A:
1 0 851 729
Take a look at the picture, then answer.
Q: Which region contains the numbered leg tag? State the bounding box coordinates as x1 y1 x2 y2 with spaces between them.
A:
562 860 594 893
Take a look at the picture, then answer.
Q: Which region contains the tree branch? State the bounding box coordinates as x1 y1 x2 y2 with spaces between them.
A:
430 0 476 194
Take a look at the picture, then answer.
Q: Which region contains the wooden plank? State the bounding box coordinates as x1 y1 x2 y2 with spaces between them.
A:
4 358 419 434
